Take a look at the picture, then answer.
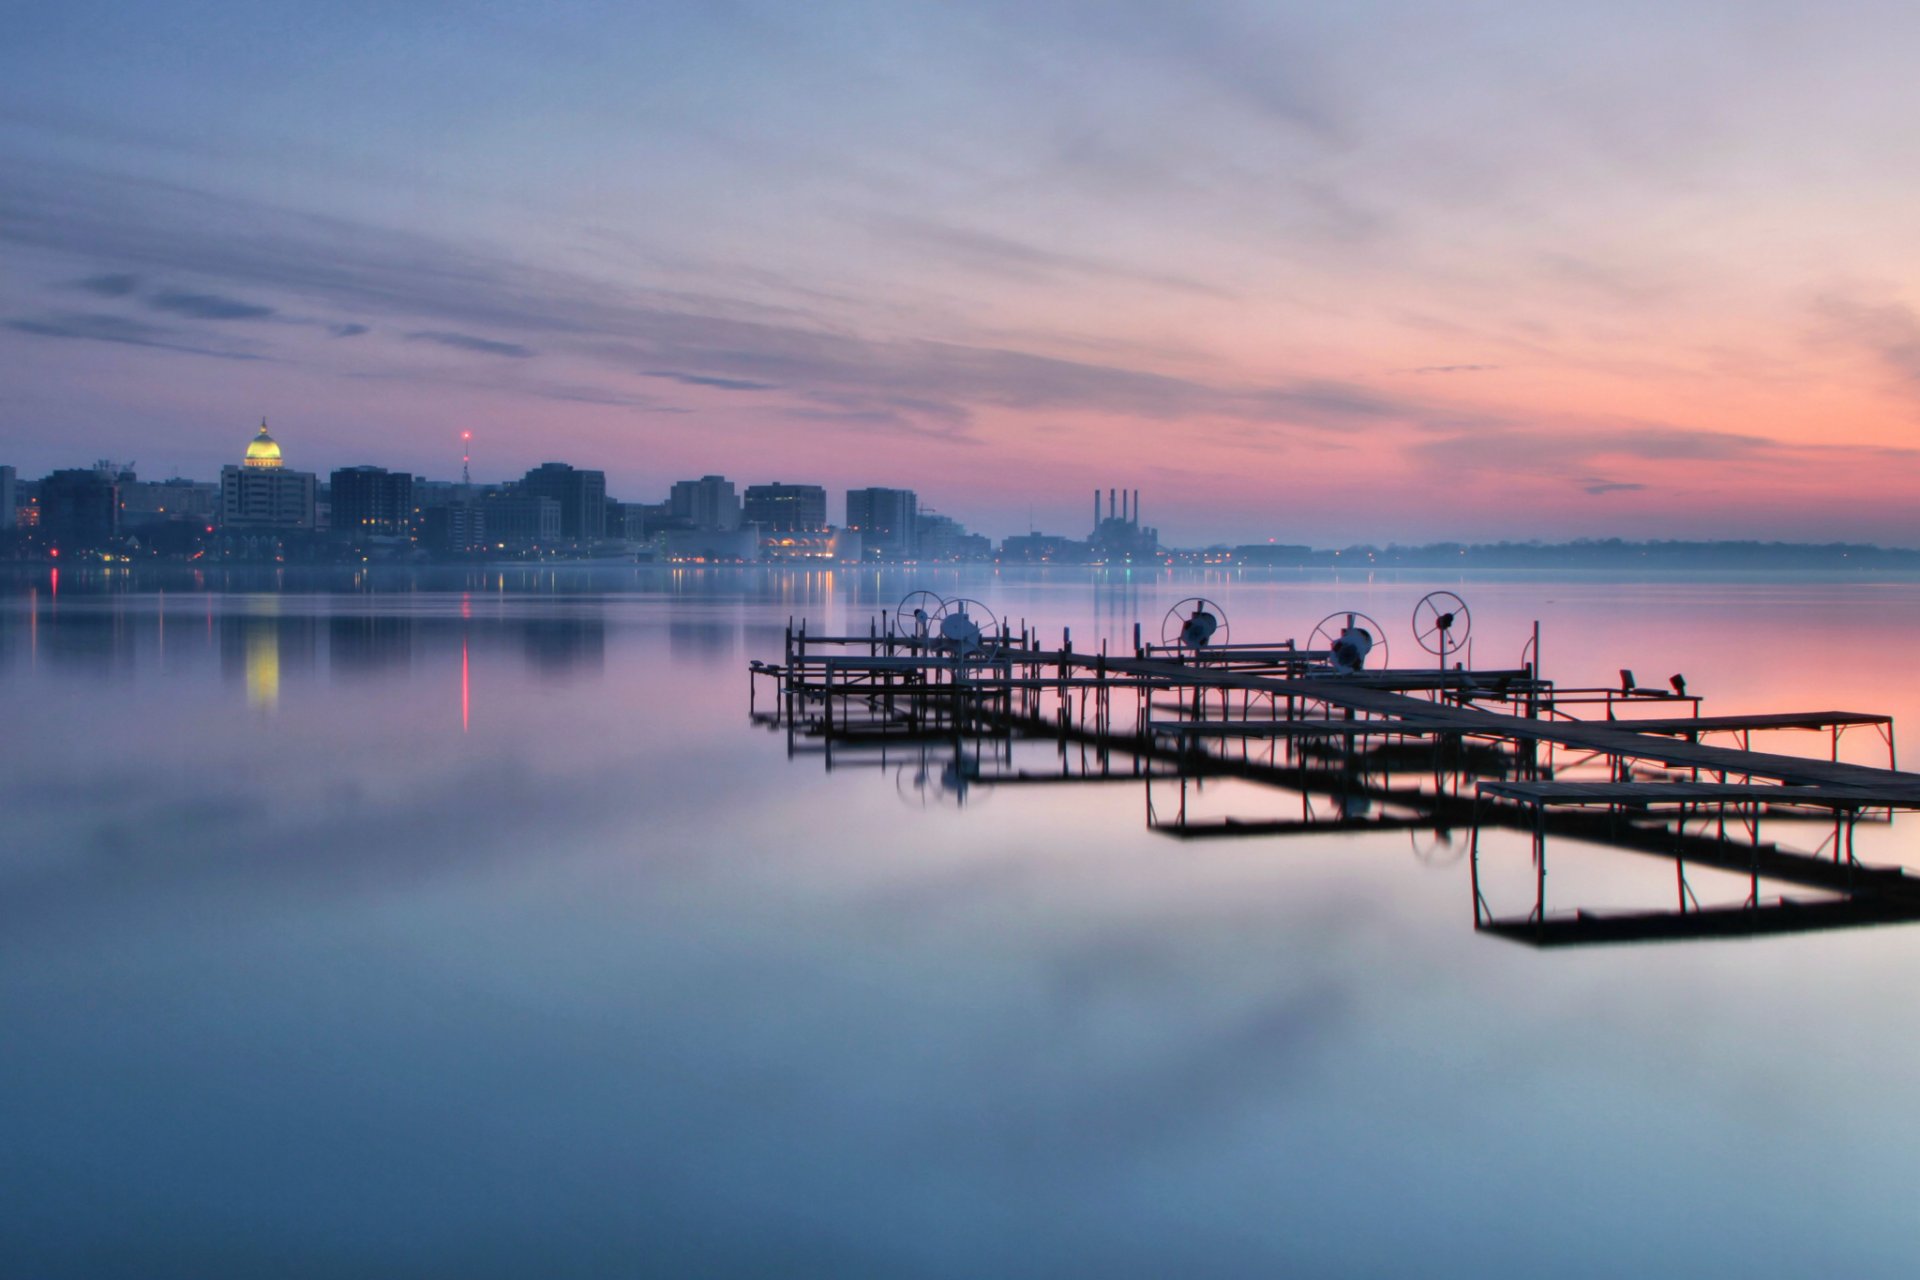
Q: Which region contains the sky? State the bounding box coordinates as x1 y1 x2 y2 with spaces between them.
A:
5 0 1920 546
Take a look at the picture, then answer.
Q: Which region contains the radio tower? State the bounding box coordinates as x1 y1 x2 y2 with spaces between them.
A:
460 430 473 494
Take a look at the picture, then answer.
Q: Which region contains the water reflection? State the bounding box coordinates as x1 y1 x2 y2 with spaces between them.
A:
220 607 317 709
760 593 1920 952
8 566 1920 1275
520 611 605 676
669 613 737 665
329 613 414 678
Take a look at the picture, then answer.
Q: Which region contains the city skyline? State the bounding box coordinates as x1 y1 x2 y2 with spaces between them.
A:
9 4 1920 546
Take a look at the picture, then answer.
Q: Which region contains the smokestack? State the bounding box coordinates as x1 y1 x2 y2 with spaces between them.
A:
1093 489 1099 533
1109 488 1116 522
1132 489 1139 526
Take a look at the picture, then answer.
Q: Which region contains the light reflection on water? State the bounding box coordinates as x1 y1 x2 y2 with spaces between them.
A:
4 565 1920 1277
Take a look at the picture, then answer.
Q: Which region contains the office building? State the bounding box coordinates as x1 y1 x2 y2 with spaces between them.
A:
669 475 742 531
39 468 120 549
220 421 317 530
331 466 415 537
743 482 827 533
520 463 607 540
845 487 918 559
483 489 562 546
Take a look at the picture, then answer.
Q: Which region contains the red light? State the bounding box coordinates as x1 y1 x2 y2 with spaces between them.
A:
49 548 58 558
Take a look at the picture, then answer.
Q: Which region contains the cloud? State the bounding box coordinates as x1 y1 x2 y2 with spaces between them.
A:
405 330 536 359
73 272 140 297
147 289 276 321
1812 294 1920 391
1414 424 1774 476
0 159 1475 439
873 215 1237 300
1582 479 1647 495
341 367 682 412
1413 364 1500 375
642 370 776 391
329 323 370 338
5 311 262 360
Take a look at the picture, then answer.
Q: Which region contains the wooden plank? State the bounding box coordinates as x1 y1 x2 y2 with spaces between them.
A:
1586 711 1891 734
1480 897 1920 947
1081 653 1920 798
1146 719 1462 737
1479 781 1920 807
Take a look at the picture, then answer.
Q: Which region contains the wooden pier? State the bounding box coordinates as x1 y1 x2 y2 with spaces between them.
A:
750 593 1920 947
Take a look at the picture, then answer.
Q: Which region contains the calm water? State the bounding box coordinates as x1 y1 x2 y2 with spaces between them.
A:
6 565 1920 1277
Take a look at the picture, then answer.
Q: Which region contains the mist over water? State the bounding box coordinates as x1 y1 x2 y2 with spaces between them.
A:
6 565 1920 1277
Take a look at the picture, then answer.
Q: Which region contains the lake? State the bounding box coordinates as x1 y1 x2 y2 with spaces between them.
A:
5 564 1919 1277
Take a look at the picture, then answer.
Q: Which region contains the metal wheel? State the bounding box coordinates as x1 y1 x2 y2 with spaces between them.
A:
894 751 982 809
1412 591 1471 660
895 590 946 641
1410 827 1465 867
1161 597 1230 651
1308 611 1389 672
933 597 1000 658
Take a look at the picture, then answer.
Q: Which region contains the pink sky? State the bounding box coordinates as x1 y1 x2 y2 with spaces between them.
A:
6 1 1920 545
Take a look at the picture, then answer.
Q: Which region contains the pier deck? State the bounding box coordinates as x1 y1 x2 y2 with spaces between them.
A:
754 603 1920 945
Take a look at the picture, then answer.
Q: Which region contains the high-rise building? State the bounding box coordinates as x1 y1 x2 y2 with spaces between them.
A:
120 476 217 529
422 500 486 553
845 487 918 559
39 468 120 549
221 421 317 530
330 466 415 537
0 465 15 530
915 509 988 561
668 475 742 531
742 482 827 532
520 462 607 540
483 489 562 546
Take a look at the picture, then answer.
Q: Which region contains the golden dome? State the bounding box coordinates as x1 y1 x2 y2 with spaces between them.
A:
244 419 284 469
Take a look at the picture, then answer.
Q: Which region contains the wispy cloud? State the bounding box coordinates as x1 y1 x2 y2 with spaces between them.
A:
405 330 536 359
642 370 776 391
148 289 276 321
5 311 262 360
1812 294 1920 393
72 272 140 297
873 215 1237 300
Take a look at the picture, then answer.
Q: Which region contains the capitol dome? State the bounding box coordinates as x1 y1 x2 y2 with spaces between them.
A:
243 419 284 469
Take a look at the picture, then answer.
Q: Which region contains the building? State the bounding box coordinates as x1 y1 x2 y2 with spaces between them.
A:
520 462 607 540
999 532 1089 563
845 487 918 559
914 509 989 561
39 468 120 549
330 466 415 538
120 476 217 529
669 475 742 531
0 465 15 530
483 488 562 547
657 527 761 562
622 501 672 539
422 500 486 553
1090 487 1159 556
220 421 317 531
743 482 827 533
1089 486 1158 560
